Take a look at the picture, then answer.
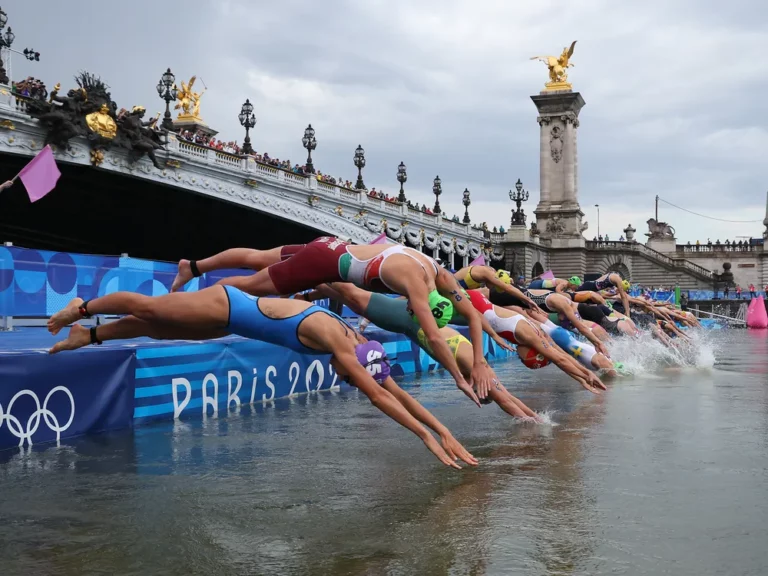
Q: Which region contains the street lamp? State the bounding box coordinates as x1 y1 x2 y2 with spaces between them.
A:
302 124 316 173
0 26 13 48
432 175 442 213
22 47 39 61
396 161 407 203
509 178 529 226
595 204 600 238
353 144 366 190
156 68 178 131
462 188 471 224
0 8 7 30
238 99 256 155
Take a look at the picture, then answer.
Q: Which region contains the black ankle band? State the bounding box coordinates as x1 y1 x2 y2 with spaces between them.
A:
190 260 201 277
78 300 93 319
90 326 102 345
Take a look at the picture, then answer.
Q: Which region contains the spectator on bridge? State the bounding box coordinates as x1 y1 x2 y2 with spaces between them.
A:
735 285 742 299
619 235 625 241
749 284 756 298
499 225 505 233
605 234 610 241
696 239 700 245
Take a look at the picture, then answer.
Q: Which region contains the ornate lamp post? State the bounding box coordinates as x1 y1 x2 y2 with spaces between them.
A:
432 175 442 213
21 47 39 61
354 144 366 190
595 204 601 238
156 68 178 131
462 188 471 224
509 178 529 226
0 8 13 85
238 99 256 155
396 161 407 203
302 124 316 173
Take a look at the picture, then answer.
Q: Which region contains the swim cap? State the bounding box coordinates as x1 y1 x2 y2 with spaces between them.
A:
355 341 391 384
407 290 454 328
549 327 573 351
568 276 583 287
496 269 511 284
622 280 630 291
517 345 551 370
612 361 631 376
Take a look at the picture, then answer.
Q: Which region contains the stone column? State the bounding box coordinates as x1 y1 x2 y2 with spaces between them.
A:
530 91 586 247
537 116 551 207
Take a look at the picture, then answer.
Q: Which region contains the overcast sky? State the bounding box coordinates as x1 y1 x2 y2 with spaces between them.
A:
7 0 767 242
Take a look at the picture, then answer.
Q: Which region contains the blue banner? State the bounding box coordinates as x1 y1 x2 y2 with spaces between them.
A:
0 349 135 450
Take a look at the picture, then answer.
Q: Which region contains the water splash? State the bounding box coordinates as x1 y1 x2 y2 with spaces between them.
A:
604 328 718 375
529 410 558 426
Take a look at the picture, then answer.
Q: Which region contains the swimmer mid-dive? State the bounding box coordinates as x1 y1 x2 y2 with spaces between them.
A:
452 265 540 310
299 283 542 420
577 273 631 320
169 237 511 407
47 288 477 469
453 290 608 392
527 275 583 294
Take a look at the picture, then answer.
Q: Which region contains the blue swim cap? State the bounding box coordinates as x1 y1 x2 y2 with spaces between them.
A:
550 327 574 350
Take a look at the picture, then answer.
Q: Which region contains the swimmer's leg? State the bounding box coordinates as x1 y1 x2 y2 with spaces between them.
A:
171 247 287 292
48 287 229 335
49 315 228 354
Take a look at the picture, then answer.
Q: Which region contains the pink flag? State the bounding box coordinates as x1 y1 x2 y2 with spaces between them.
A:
540 269 555 280
469 254 485 266
369 232 389 245
17 145 61 202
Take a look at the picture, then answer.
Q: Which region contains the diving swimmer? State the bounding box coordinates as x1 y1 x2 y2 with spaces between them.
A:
47 289 477 469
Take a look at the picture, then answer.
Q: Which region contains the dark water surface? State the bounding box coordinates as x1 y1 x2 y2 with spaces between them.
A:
1 330 767 575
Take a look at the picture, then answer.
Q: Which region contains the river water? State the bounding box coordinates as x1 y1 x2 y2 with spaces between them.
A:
1 329 767 575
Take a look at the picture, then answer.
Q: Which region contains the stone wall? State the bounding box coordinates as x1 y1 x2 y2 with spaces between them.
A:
674 250 763 287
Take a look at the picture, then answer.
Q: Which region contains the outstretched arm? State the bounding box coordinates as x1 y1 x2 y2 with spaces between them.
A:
381 378 477 466
333 353 462 469
559 303 609 356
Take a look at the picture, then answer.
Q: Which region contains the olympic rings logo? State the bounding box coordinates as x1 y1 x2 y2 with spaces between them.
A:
0 387 75 447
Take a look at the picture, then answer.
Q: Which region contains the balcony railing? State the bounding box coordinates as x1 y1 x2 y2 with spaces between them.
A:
677 243 762 253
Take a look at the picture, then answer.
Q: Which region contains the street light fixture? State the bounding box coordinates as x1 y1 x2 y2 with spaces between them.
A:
302 124 316 173
0 26 13 48
238 99 256 155
353 144 366 190
432 175 442 213
156 68 178 131
0 8 7 30
396 161 407 203
22 47 39 61
462 188 471 224
509 178 529 226
595 204 600 238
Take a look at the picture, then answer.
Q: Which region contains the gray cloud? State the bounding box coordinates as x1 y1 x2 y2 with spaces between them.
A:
6 0 767 241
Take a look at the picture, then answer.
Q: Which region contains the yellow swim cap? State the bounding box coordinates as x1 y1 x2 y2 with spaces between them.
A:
496 269 511 284
622 280 630 291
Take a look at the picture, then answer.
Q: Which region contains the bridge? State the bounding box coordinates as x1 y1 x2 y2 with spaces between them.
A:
0 91 502 266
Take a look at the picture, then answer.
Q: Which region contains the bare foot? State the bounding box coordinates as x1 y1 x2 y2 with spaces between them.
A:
47 297 84 335
171 259 193 292
49 324 92 354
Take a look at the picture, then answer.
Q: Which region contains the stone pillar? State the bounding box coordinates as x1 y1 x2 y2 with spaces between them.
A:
531 91 586 248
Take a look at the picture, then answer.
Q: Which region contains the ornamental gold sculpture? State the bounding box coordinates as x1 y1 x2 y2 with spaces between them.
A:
175 75 206 121
530 41 577 91
85 103 117 139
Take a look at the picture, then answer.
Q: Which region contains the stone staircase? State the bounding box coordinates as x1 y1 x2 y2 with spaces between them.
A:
585 241 714 289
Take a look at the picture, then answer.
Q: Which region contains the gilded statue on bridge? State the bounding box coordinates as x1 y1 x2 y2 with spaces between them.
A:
175 75 206 122
530 41 577 91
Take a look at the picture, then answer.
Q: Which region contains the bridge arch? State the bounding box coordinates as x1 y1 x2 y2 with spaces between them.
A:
597 254 632 280
531 261 545 279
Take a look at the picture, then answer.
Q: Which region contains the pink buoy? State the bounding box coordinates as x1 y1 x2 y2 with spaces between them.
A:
746 295 768 329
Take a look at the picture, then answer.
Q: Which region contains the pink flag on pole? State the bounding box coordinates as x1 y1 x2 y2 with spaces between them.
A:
540 269 555 280
369 232 389 245
17 145 61 203
469 254 485 266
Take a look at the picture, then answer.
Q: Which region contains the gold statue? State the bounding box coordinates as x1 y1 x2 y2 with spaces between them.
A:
85 103 118 139
175 76 206 121
530 41 577 91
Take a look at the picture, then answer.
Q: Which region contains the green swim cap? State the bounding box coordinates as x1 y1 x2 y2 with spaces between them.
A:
568 276 583 286
407 290 454 328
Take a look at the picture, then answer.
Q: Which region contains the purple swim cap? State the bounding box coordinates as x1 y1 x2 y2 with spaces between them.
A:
354 341 391 384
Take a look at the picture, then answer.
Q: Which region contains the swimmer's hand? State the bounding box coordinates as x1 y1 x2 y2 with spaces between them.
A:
596 341 610 357
490 332 514 353
470 362 496 403
586 372 607 392
457 376 482 408
440 433 478 467
423 434 463 469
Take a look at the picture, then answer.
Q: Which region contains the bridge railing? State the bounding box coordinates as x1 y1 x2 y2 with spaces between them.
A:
677 243 762 253
585 240 713 279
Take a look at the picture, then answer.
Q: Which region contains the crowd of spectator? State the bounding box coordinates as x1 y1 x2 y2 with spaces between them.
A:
685 238 761 250
177 129 242 154
11 77 47 100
